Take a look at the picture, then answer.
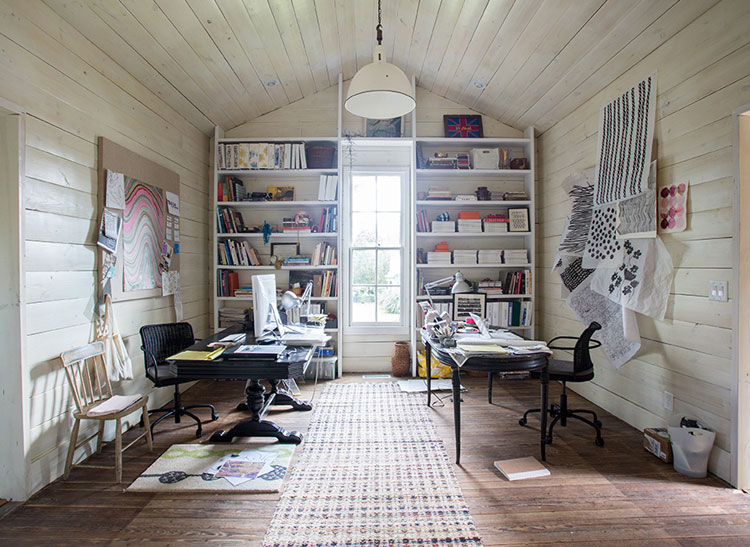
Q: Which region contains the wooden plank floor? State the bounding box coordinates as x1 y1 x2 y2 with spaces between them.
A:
2 375 750 545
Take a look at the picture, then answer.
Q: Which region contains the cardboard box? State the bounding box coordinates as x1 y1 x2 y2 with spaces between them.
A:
643 427 673 463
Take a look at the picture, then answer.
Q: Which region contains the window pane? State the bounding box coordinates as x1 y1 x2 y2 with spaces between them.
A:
376 176 401 211
352 176 376 211
352 212 376 246
377 286 400 322
377 249 401 285
377 213 401 246
351 249 376 284
352 286 376 322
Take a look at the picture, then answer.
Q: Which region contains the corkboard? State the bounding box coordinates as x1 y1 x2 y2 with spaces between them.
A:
97 137 180 302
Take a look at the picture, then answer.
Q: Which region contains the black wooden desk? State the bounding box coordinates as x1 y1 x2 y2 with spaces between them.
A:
422 332 549 464
169 325 320 444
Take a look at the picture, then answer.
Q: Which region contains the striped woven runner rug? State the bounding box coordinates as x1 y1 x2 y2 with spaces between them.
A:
263 382 483 546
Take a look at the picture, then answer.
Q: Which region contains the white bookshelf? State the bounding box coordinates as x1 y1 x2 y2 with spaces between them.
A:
211 123 343 374
411 126 536 365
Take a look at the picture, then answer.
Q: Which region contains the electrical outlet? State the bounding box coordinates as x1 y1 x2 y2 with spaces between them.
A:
708 280 728 302
663 391 674 411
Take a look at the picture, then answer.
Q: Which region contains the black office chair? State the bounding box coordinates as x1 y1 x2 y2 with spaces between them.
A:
519 322 604 446
139 322 218 437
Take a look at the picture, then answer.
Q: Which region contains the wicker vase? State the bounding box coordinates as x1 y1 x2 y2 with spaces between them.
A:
391 341 411 377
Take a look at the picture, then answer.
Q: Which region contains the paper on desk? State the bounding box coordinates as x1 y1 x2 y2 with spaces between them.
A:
456 343 511 354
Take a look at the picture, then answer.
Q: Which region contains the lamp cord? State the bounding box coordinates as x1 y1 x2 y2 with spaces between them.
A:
376 0 383 45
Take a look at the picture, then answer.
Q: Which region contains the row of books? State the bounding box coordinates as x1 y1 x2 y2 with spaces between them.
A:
503 270 532 295
429 220 511 233
419 190 530 201
477 279 504 295
217 142 308 171
317 175 339 201
318 206 338 233
487 301 532 328
218 177 247 202
311 242 337 266
217 207 246 233
423 249 528 265
218 271 241 297
314 271 337 297
218 240 261 267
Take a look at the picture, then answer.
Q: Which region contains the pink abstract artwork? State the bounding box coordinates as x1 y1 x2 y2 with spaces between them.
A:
659 182 688 233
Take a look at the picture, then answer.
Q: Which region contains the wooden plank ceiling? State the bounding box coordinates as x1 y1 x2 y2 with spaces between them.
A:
45 0 718 135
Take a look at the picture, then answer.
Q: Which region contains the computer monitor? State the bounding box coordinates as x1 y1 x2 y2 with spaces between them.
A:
252 274 285 339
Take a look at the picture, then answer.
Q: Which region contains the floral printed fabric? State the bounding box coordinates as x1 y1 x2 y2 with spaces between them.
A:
590 237 673 320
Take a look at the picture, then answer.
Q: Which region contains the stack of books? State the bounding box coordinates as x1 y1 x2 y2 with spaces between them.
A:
503 249 528 264
426 187 452 200
431 220 455 233
311 242 337 266
284 256 311 266
503 191 529 201
477 279 504 295
456 153 470 169
453 250 478 265
218 307 246 328
282 213 312 232
457 211 481 233
483 214 509 233
478 250 503 264
318 175 338 201
234 286 253 298
217 142 307 170
487 301 533 328
427 252 452 265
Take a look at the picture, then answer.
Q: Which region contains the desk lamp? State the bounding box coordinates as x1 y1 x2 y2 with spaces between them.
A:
281 282 327 327
423 271 472 308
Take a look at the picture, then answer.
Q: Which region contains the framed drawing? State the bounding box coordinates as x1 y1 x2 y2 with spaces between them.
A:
364 117 403 138
268 185 295 201
443 115 483 138
270 242 300 268
508 208 530 232
453 293 486 321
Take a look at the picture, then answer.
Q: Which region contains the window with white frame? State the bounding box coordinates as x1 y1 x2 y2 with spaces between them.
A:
348 172 407 327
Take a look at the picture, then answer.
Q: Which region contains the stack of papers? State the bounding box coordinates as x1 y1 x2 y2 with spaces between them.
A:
431 221 456 233
503 249 528 264
478 250 503 264
427 252 452 264
453 250 477 265
457 219 482 233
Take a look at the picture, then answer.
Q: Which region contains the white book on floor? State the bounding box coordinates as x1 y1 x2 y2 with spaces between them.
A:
494 457 550 481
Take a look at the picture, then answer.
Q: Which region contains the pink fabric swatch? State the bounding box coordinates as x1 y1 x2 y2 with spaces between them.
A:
658 182 688 233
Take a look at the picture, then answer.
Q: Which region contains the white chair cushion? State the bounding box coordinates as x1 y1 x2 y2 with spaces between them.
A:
87 394 143 417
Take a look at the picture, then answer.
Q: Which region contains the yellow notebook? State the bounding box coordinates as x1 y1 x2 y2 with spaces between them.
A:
456 342 510 354
168 348 225 361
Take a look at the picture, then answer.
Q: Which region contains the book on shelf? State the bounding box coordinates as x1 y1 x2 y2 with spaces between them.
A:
217 142 308 170
502 270 532 295
318 175 338 201
477 279 504 295
455 194 477 201
457 219 482 233
502 191 529 201
217 207 246 233
311 242 337 266
426 186 452 200
218 240 261 267
218 176 247 202
218 270 241 297
494 457 549 481
416 210 428 233
318 206 338 233
483 214 509 233
487 301 532 328
427 252 452 265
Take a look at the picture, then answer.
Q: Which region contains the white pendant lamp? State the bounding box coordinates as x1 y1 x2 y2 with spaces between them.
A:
345 0 415 120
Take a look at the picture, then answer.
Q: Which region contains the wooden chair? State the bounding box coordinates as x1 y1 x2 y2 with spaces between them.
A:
61 341 153 482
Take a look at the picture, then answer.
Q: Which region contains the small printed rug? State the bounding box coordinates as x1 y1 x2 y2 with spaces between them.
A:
262 382 483 546
128 443 294 493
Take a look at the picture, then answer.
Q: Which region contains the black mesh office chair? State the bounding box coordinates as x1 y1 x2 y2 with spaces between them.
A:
519 322 604 446
140 322 218 437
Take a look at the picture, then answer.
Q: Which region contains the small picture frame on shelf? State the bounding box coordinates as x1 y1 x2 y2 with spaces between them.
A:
508 208 530 232
268 185 295 201
270 242 300 268
453 293 486 321
443 115 483 138
364 117 403 138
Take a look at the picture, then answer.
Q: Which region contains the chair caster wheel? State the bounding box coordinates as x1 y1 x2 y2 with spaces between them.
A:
545 435 553 444
595 420 602 427
211 412 219 421
518 418 527 426
595 437 604 447
196 429 203 438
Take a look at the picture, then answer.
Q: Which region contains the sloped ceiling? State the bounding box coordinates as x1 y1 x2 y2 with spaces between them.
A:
46 0 717 135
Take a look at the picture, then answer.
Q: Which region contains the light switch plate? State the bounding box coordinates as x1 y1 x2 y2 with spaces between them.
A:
709 280 728 302
663 391 674 411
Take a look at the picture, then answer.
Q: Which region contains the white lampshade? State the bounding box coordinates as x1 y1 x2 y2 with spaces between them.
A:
451 272 472 294
345 45 415 120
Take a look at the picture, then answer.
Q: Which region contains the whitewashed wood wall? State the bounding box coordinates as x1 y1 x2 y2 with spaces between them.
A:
536 0 749 482
0 2 210 497
227 84 521 372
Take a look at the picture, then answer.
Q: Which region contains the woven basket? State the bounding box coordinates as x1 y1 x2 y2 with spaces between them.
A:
391 341 411 377
306 145 336 169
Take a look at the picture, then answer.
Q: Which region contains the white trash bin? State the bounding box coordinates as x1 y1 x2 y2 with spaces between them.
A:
668 426 716 478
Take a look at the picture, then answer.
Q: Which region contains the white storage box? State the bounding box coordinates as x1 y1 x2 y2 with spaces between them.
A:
304 356 337 380
470 148 500 169
668 426 715 478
